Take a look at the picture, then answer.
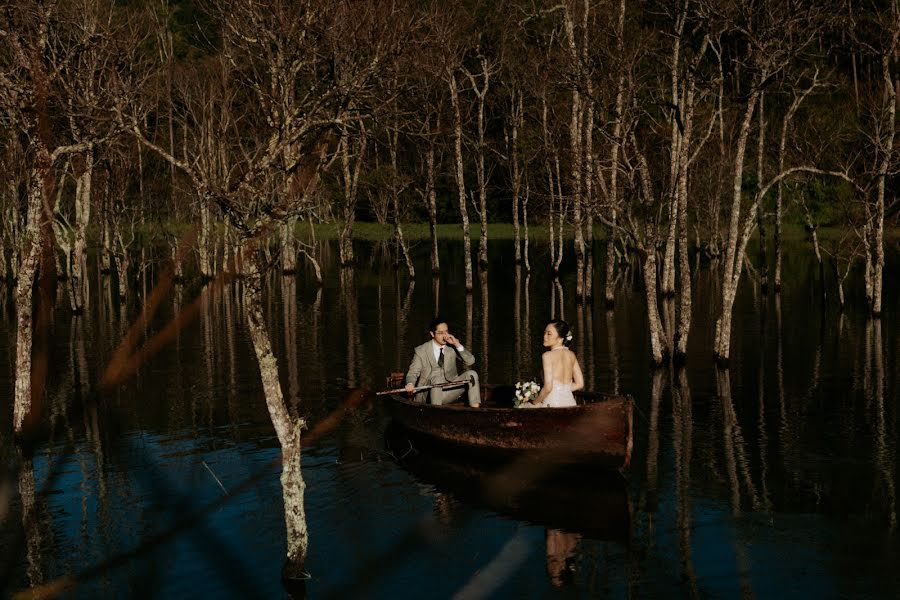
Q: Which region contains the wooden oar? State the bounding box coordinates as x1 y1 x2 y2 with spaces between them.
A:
376 379 470 396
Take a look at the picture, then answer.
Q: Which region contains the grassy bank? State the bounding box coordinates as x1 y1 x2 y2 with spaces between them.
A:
91 220 899 245
299 222 900 242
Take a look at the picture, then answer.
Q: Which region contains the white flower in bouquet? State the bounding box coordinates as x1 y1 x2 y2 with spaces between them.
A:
514 380 541 407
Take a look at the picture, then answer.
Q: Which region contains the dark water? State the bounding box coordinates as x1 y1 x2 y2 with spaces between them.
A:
1 238 898 598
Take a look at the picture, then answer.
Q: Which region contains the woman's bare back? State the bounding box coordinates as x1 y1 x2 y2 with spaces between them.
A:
545 347 578 385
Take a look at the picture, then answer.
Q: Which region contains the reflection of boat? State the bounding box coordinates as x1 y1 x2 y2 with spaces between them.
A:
382 381 633 469
386 425 632 541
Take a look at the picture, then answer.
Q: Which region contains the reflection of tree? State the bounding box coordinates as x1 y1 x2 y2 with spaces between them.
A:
224 285 239 425
466 291 473 349
575 303 585 363
17 450 43 587
717 367 760 512
605 310 619 395
716 368 756 597
756 296 771 511
584 304 595 391
341 268 364 389
283 275 300 411
717 369 739 513
645 369 663 513
479 269 489 382
202 286 215 428
524 271 532 373
870 319 896 529
432 275 440 316
673 368 698 596
514 266 522 379
545 528 579 587
395 273 414 372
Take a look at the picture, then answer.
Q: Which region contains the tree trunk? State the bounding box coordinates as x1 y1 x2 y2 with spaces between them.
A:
523 179 531 272
511 92 522 265
281 217 297 274
661 7 685 299
554 156 565 273
244 249 308 579
467 57 490 271
756 92 768 292
675 95 694 360
641 248 665 366
449 72 473 291
584 90 595 303
714 85 762 362
338 124 366 268
13 166 46 434
605 0 627 307
674 35 709 360
425 120 439 275
70 147 92 314
563 7 584 299
871 49 897 317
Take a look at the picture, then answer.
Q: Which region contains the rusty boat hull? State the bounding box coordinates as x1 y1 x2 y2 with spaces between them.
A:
383 384 633 470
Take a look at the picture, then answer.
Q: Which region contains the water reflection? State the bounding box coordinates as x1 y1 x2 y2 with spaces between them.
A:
545 528 579 587
479 269 489 382
672 368 698 596
386 427 631 542
0 239 898 598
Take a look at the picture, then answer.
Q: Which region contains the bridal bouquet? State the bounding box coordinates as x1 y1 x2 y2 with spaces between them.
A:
514 380 540 408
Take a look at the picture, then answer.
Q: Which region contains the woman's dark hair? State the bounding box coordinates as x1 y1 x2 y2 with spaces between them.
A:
548 319 572 346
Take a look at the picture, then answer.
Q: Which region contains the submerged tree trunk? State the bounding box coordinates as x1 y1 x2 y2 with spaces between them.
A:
200 199 214 278
425 118 439 275
642 247 666 366
449 72 473 291
775 71 820 292
583 84 595 303
675 105 693 360
510 92 523 265
714 85 762 362
70 147 93 314
563 4 584 300
465 57 491 271
14 164 47 434
338 124 366 268
605 0 627 307
244 249 308 579
871 43 897 317
756 92 768 292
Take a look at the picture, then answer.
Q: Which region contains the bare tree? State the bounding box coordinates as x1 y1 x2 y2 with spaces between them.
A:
124 0 403 576
1 0 133 433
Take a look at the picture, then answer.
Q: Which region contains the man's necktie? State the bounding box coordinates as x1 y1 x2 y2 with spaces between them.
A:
438 347 444 368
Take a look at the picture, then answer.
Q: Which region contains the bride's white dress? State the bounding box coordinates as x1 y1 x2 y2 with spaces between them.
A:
531 377 576 408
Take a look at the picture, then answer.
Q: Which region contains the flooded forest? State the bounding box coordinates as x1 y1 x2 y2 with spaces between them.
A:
1 0 899 598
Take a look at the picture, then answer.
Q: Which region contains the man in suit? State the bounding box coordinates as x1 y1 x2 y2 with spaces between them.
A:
404 317 481 407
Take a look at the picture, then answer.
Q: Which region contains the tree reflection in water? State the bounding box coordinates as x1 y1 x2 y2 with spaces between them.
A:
1 238 898 598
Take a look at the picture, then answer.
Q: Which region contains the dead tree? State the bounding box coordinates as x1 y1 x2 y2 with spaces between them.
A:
125 0 403 576
1 0 129 434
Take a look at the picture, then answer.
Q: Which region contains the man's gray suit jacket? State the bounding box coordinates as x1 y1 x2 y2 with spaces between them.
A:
405 341 475 387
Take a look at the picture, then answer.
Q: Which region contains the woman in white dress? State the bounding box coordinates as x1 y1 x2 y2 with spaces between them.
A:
523 320 584 408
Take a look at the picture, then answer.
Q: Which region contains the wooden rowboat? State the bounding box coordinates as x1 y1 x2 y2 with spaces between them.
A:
382 380 633 470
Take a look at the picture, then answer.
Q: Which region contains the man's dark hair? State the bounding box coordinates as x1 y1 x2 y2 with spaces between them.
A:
429 316 449 333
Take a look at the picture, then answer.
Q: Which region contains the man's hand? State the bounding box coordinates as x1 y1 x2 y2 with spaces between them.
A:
404 383 415 394
445 333 460 347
